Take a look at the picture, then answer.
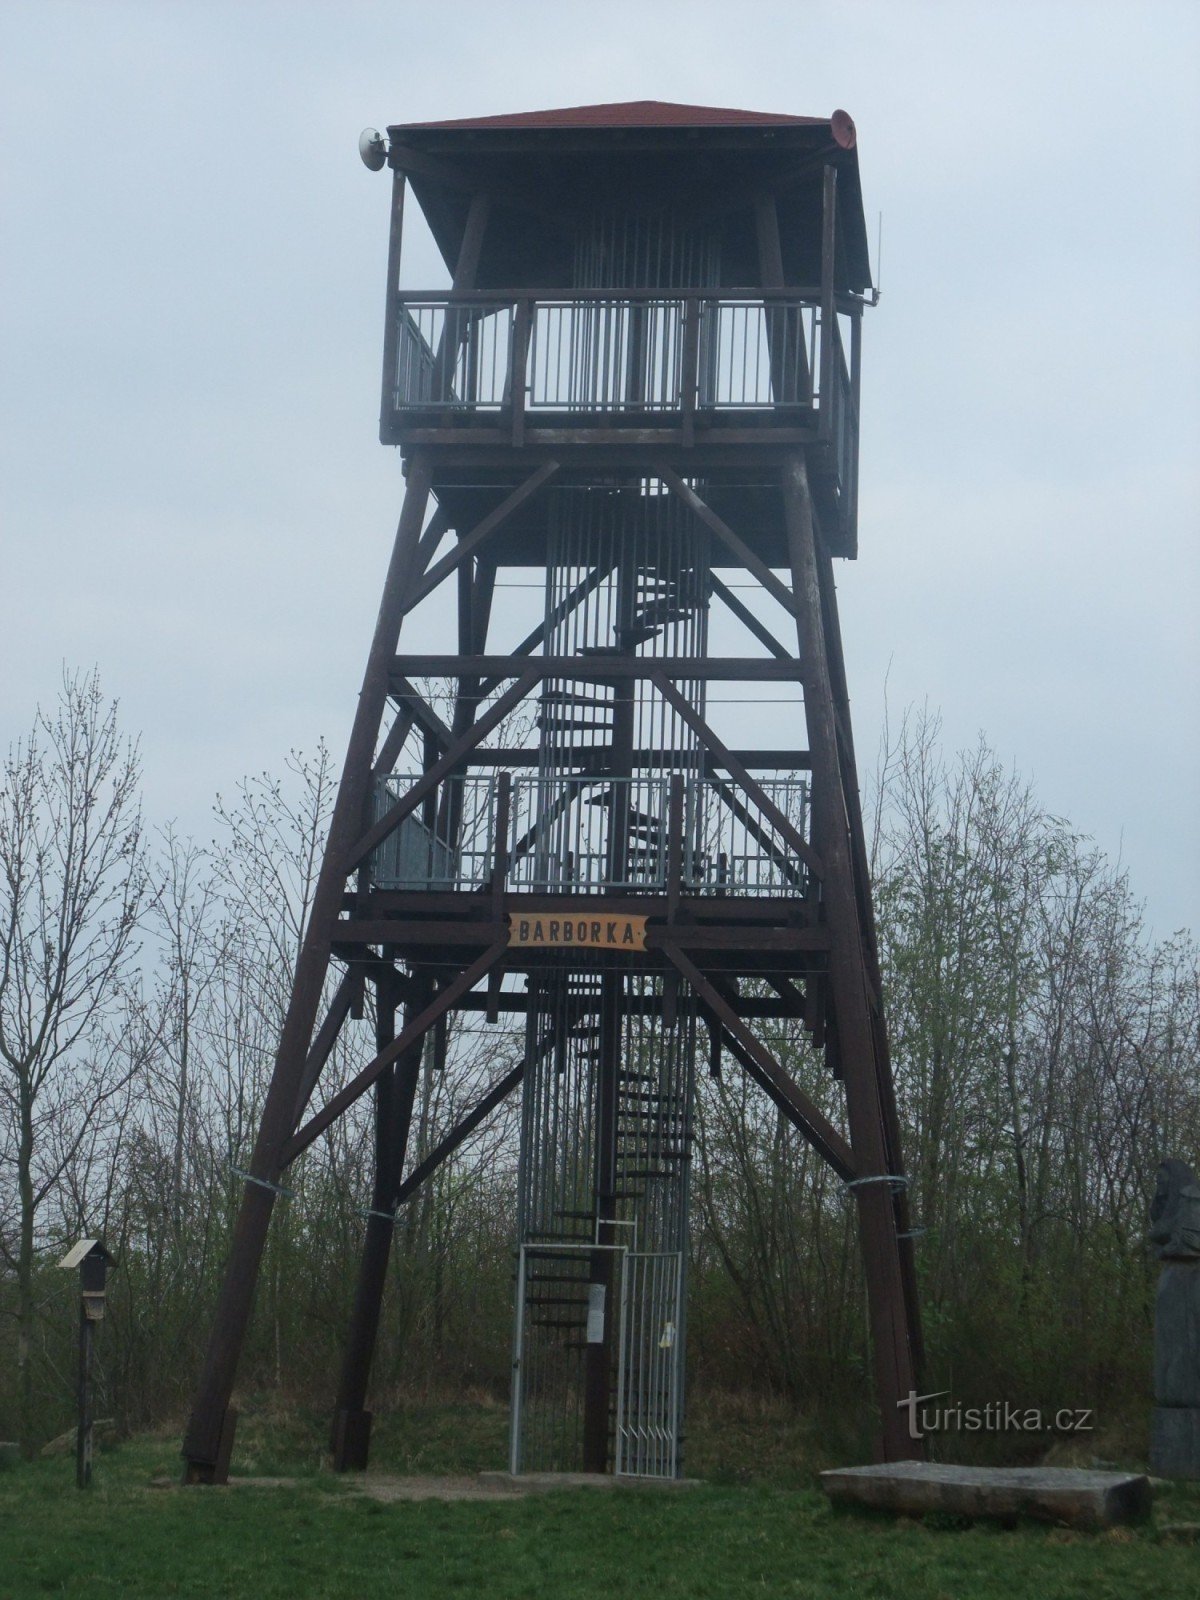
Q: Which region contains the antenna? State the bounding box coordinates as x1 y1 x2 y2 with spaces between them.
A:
358 128 387 172
874 210 883 305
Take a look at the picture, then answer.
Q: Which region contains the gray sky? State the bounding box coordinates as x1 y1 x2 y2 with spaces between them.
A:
3 1 1198 937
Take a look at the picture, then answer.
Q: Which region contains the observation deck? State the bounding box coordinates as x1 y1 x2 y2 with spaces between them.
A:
383 288 859 550
377 100 872 557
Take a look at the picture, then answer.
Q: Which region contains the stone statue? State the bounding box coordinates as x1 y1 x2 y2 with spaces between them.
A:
1149 1159 1200 1260
1149 1158 1200 1479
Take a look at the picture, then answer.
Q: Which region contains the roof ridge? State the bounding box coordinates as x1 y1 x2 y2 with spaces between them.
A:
390 99 832 133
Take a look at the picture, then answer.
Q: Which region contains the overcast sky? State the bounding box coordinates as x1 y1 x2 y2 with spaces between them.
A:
2 1 1198 937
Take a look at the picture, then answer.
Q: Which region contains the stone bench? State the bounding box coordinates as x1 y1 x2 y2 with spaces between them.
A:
820 1462 1151 1530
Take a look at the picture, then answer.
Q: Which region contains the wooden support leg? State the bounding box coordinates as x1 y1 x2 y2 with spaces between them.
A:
781 451 922 1463
181 459 433 1484
331 973 429 1470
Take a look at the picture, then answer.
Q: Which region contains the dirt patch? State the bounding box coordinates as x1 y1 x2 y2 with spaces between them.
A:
357 1474 530 1503
151 1470 698 1501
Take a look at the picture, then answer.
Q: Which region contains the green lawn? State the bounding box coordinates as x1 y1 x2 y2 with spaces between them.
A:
1 1431 1197 1600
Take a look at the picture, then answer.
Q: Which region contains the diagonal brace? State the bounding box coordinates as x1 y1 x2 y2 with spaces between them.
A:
709 574 795 662
282 940 509 1164
392 1060 525 1208
402 463 559 615
292 975 357 1125
658 467 797 619
661 940 855 1178
347 670 540 872
480 558 616 698
651 672 822 878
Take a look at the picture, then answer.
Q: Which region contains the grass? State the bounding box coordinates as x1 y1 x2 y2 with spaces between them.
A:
1 1410 1198 1600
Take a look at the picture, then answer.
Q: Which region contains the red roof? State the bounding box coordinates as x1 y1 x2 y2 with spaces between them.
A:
391 100 831 132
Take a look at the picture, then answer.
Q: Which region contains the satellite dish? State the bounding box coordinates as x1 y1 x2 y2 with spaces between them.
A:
358 128 387 171
830 109 856 150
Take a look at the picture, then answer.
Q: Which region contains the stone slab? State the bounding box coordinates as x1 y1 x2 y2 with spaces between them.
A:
820 1462 1152 1530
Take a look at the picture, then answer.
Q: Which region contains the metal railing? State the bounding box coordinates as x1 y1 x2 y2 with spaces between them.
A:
389 291 847 421
369 772 809 898
395 304 514 411
698 300 815 408
527 299 685 412
370 775 497 890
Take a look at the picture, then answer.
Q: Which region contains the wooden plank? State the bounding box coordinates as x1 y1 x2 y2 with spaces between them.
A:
332 918 829 954
353 889 816 923
460 746 812 770
391 284 830 306
820 1465 1152 1531
393 426 820 450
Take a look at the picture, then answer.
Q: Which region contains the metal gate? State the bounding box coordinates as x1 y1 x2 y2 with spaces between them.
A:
615 1249 684 1478
510 1242 683 1477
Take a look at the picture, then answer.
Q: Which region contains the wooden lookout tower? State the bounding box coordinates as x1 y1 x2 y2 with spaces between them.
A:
182 100 924 1483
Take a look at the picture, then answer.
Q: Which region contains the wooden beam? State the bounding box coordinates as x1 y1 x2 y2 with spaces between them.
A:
372 706 416 780
781 447 920 1460
332 918 830 954
378 169 407 442
291 975 357 1125
480 559 615 697
391 655 802 683
390 678 455 751
707 772 806 889
459 747 812 771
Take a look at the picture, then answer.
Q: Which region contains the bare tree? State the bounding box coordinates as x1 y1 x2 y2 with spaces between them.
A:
0 670 151 1452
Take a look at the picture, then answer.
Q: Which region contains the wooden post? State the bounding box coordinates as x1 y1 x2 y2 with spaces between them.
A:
781 449 921 1462
378 168 406 444
331 972 430 1470
181 458 433 1483
75 1302 93 1490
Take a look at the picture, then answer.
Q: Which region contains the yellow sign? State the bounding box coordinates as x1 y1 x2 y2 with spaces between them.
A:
508 913 648 951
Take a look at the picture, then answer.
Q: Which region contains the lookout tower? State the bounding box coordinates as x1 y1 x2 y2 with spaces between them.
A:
182 100 923 1482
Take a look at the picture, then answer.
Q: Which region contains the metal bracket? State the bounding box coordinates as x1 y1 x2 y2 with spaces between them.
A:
842 1173 910 1193
232 1168 295 1199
